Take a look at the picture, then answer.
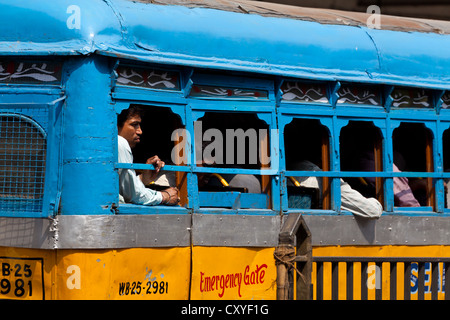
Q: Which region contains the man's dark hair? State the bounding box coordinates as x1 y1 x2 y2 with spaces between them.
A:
117 105 144 128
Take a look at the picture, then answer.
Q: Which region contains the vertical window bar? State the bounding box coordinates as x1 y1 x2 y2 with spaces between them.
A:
404 262 411 300
390 262 397 300
418 262 425 300
425 132 435 209
331 262 339 300
316 262 323 300
375 262 382 300
361 262 368 300
445 263 450 300
346 262 353 300
374 134 384 206
321 130 331 210
431 263 439 300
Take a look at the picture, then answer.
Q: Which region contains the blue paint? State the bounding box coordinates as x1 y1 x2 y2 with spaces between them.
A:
0 0 449 87
0 0 449 217
199 192 269 209
59 56 117 215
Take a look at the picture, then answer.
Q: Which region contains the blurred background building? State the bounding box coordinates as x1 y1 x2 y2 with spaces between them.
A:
252 0 450 21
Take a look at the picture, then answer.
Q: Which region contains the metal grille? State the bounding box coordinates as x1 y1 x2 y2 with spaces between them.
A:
0 114 47 214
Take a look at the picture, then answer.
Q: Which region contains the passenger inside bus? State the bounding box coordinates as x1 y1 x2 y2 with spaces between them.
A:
287 160 383 218
341 121 422 207
117 106 180 206
195 112 265 195
392 151 421 207
392 123 433 207
285 119 382 218
197 140 262 193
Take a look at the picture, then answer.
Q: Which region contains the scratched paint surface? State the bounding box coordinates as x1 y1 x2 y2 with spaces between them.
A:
56 248 191 299
0 247 191 300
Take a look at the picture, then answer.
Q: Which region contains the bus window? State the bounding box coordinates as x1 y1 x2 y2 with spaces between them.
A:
284 119 330 210
117 105 186 207
0 114 46 214
339 121 384 217
195 112 270 209
392 122 434 208
442 128 450 208
340 121 383 202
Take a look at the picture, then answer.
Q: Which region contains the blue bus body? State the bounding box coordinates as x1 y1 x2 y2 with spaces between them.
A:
1 0 450 300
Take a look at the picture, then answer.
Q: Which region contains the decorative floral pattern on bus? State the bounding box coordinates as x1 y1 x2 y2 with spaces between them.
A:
281 81 328 104
337 84 382 106
0 61 61 84
116 66 180 91
391 87 432 108
190 85 268 100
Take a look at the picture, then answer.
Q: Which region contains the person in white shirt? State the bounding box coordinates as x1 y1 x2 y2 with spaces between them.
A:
288 160 382 219
117 106 179 206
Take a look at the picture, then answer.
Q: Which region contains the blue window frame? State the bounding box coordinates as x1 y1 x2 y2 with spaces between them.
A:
114 101 190 215
113 66 279 214
278 80 447 216
189 108 277 212
187 72 278 213
0 98 64 218
111 61 450 216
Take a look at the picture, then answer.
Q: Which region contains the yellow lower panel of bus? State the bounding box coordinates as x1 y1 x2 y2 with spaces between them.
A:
0 247 54 300
0 247 191 300
312 245 450 300
190 247 277 300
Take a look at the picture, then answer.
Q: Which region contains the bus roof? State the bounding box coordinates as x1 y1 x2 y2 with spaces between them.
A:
1 0 450 88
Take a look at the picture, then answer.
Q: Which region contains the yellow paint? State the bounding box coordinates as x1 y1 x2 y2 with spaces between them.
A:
312 245 450 300
313 245 450 258
0 247 55 300
4 243 446 300
0 246 191 300
57 247 192 300
190 247 277 300
0 246 275 300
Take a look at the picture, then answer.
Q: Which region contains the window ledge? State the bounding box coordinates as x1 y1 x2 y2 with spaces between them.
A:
117 204 190 215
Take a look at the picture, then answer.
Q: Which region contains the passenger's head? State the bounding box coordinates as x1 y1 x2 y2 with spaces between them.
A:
117 106 144 148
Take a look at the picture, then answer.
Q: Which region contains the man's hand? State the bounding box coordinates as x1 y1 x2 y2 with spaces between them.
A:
160 187 180 205
140 155 165 185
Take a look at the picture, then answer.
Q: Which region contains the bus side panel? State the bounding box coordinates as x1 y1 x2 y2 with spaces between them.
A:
190 246 277 300
0 247 191 300
0 247 55 300
55 247 191 300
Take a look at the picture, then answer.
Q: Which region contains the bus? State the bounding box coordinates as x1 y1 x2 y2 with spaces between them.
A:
1 0 450 300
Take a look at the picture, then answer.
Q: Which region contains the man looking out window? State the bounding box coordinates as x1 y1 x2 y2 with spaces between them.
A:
117 106 179 206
